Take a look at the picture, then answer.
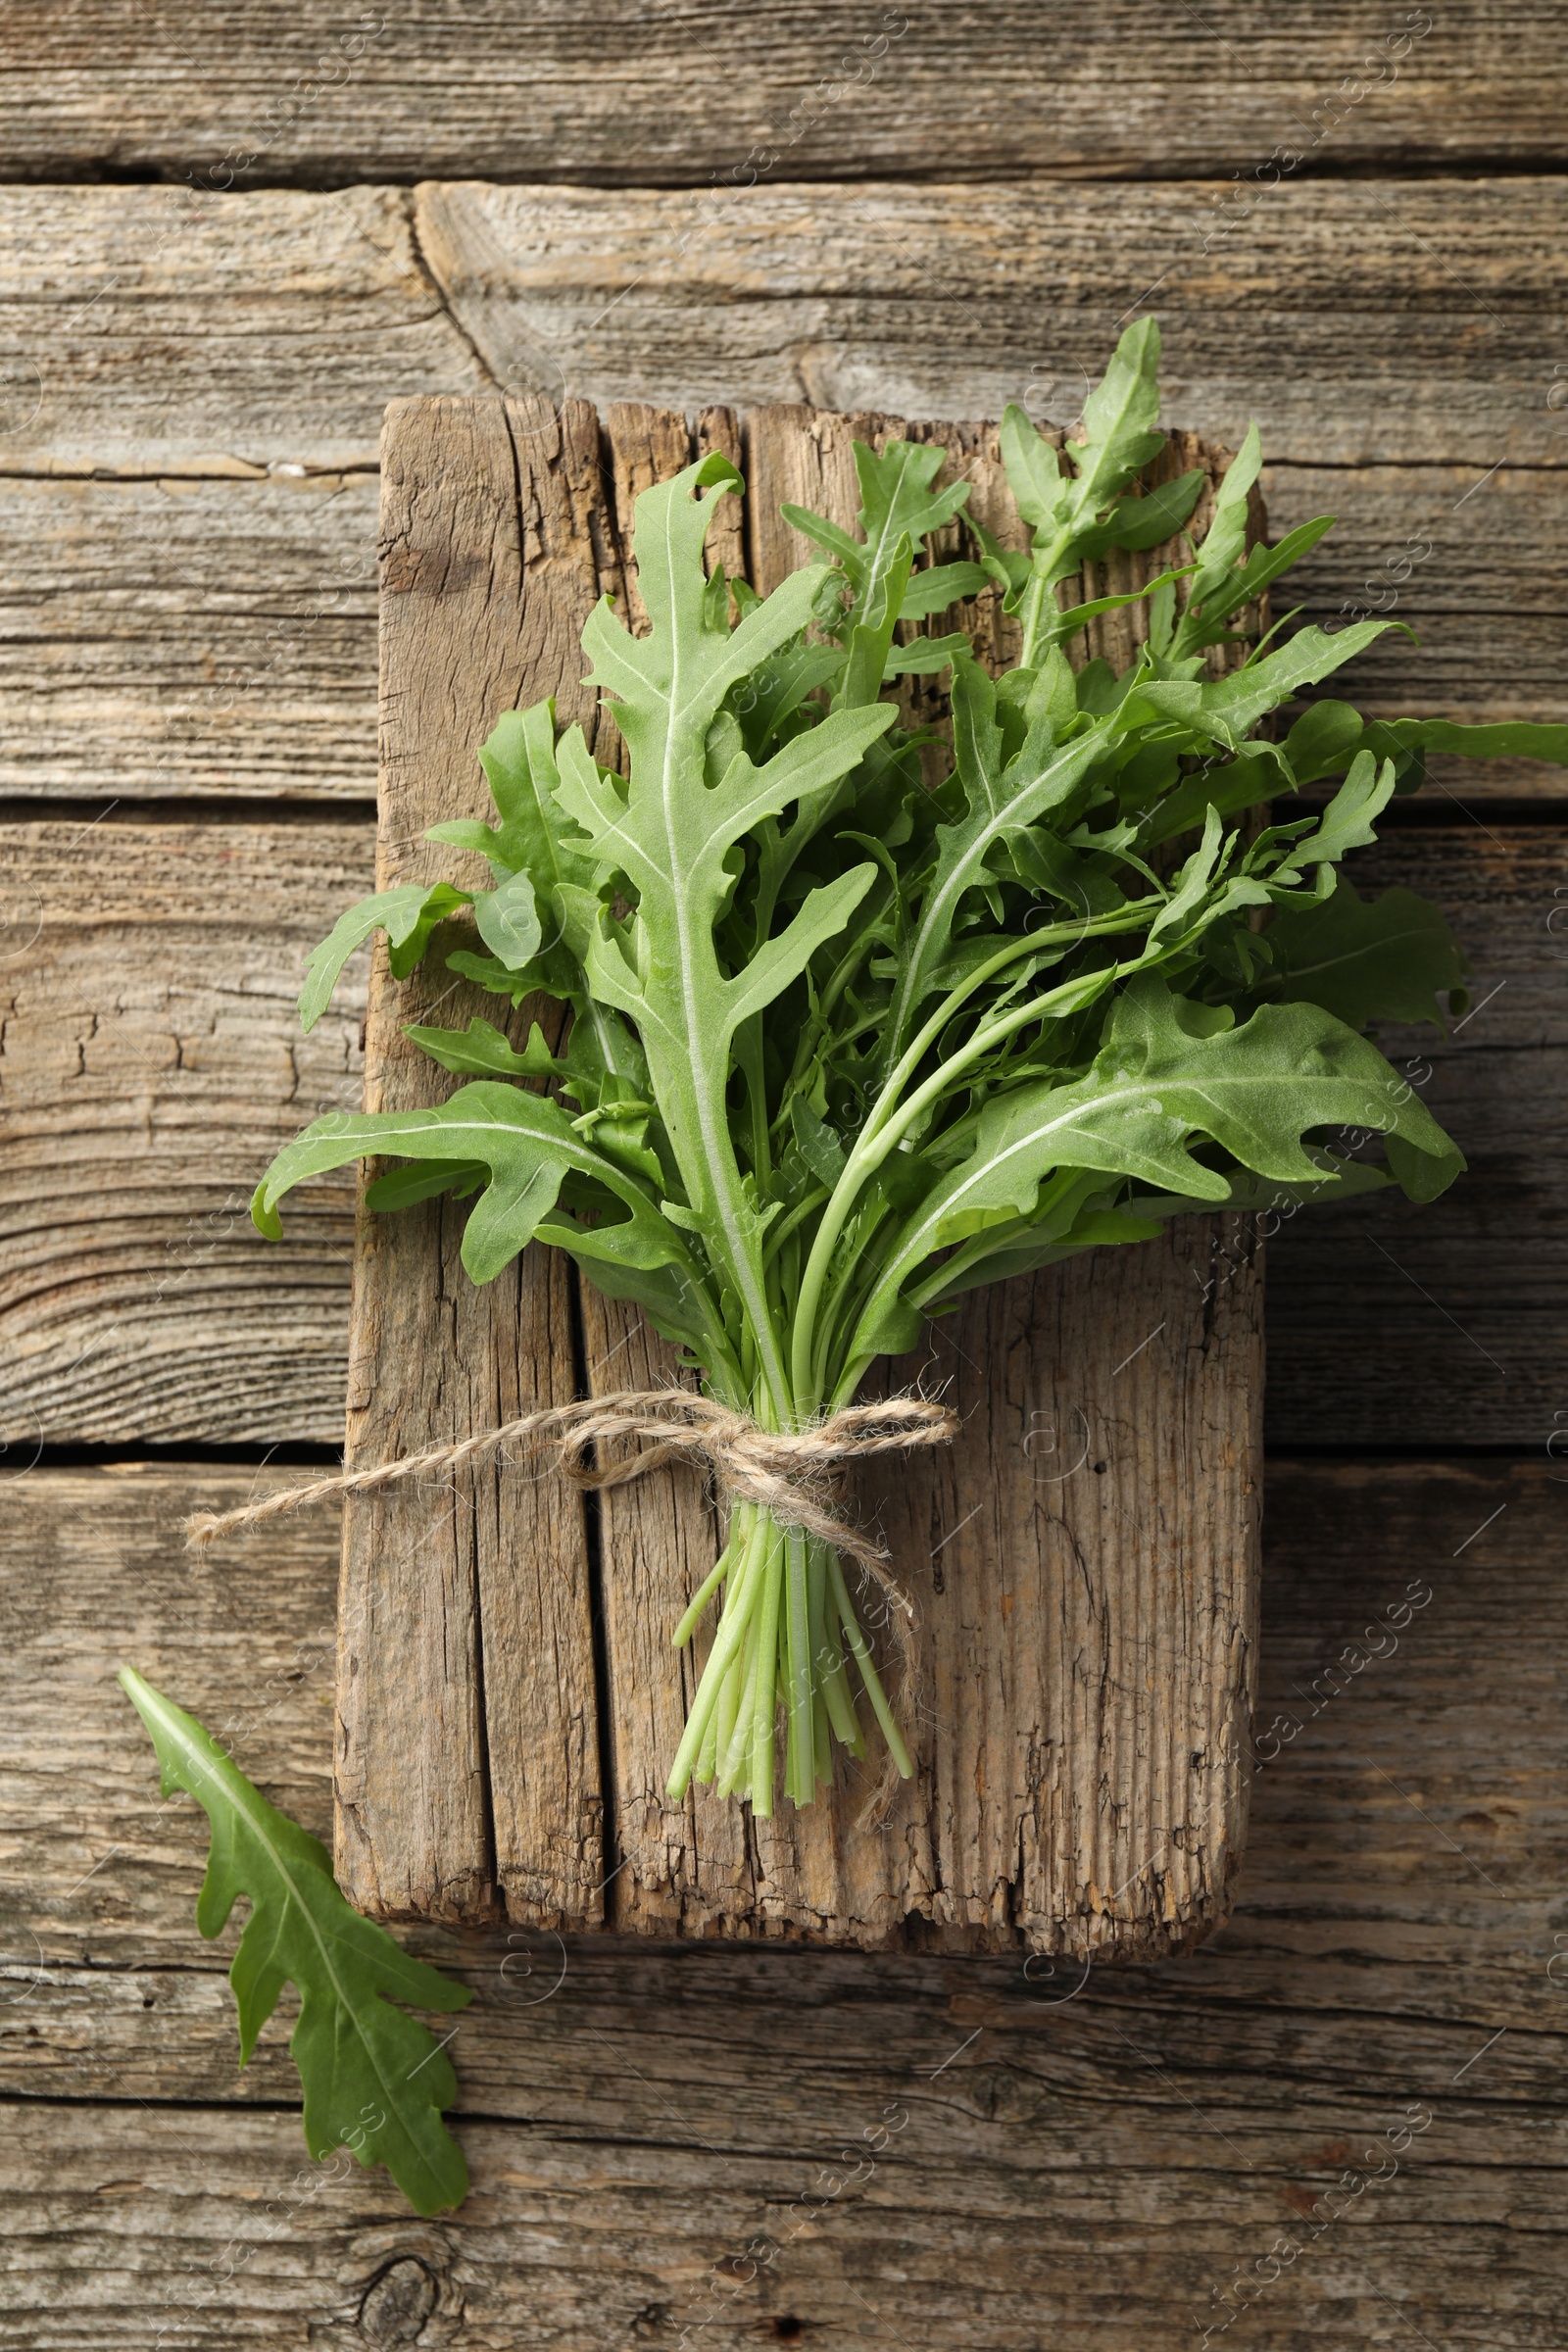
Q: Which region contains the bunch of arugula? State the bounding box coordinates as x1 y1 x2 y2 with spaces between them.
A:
256 318 1560 1815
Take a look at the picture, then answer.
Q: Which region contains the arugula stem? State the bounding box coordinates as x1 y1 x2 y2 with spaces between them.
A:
827 1553 914 1781
818 1583 865 1754
667 1506 770 1798
807 1541 834 1785
718 1597 766 1798
790 911 1154 1410
783 1529 813 1805
1018 529 1075 668
672 1521 740 1647
746 1522 785 1812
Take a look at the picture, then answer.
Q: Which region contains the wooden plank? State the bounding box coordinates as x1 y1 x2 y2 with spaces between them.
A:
3 1461 1566 2347
0 471 379 801
8 459 1566 805
0 812 371 1449
0 815 1558 1455
8 2093 1568 2352
336 396 624 1927
2 4 1563 187
0 185 488 476
8 179 1568 478
353 394 1263 1952
412 176 1568 466
1268 459 1568 806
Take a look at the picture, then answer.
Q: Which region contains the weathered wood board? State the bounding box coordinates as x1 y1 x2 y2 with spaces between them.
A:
334 393 1264 1954
4 3 1563 188
5 462 1567 805
8 180 1568 478
2 1457 1562 2348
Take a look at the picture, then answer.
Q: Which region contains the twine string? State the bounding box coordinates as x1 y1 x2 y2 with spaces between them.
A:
182 1390 957 1823
181 1390 956 1571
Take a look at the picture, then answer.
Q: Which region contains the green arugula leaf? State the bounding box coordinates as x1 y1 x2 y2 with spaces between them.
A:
298 882 471 1034
1262 876 1472 1028
1268 750 1396 880
403 1016 563 1078
878 651 1102 1066
253 1081 685 1284
472 869 543 969
899 560 993 619
119 1669 470 2216
851 977 1463 1360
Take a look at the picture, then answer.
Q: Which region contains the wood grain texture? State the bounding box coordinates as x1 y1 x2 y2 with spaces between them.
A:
8 178 1568 478
0 3 1560 188
0 185 486 476
2 1460 1564 2348
0 470 379 800
6 459 1563 805
350 395 1264 1954
336 397 625 1927
0 813 371 1448
1268 821 1568 1449
412 175 1568 466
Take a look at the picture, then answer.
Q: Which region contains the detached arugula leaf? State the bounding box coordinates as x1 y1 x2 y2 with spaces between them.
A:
119 1669 470 2216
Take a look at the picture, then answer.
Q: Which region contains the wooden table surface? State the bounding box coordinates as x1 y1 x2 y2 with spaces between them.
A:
1 9 1565 2345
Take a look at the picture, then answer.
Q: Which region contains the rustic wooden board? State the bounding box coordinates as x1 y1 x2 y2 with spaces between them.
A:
8 179 1568 477
0 471 379 801
336 395 627 1927
0 814 1556 1454
339 392 1264 1954
0 814 369 1449
3 3 1562 188
8 460 1568 804
2 1459 1563 2347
